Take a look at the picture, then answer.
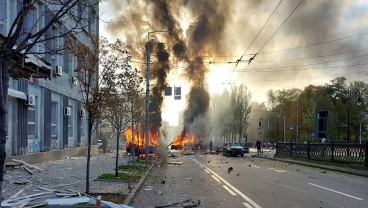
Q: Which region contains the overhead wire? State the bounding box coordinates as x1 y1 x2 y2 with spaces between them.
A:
261 31 368 55
235 0 283 68
255 0 304 55
236 62 368 73
240 52 368 71
234 0 304 84
254 48 368 63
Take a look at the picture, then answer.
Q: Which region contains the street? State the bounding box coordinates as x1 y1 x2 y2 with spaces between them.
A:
131 152 368 208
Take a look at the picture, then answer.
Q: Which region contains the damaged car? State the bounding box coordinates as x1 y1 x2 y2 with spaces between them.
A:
223 143 245 157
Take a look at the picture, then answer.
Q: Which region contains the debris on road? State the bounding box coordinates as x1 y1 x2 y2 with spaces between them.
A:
12 159 44 171
167 161 183 165
156 199 201 208
273 170 287 173
321 170 327 174
236 173 240 176
14 180 31 185
23 166 34 175
228 167 233 173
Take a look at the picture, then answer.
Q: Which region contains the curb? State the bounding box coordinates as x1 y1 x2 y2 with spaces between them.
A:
254 155 368 178
123 159 158 206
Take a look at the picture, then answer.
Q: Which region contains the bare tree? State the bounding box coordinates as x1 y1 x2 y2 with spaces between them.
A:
0 0 99 200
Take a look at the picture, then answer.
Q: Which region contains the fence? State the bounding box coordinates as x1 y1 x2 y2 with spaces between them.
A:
276 142 368 167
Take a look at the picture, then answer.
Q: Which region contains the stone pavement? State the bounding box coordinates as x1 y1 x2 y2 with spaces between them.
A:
4 152 134 201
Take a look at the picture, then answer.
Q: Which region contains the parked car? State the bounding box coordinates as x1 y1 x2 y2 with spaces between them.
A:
223 143 245 157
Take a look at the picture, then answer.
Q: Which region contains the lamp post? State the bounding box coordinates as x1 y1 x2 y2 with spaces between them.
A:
347 88 351 142
145 30 172 165
283 114 286 142
296 95 299 143
356 90 367 144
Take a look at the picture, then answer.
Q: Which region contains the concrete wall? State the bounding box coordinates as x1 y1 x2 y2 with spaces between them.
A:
5 145 98 164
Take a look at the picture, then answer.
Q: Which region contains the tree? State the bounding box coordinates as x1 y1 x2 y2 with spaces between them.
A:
68 35 108 194
99 40 144 176
0 0 99 200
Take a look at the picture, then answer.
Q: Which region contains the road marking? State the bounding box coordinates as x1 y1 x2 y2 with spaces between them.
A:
250 165 261 169
223 185 237 196
243 202 253 208
204 169 210 174
211 175 220 183
193 159 262 208
308 183 363 201
199 165 204 168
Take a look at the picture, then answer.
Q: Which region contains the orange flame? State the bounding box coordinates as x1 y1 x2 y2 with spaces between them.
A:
124 125 160 147
171 132 196 148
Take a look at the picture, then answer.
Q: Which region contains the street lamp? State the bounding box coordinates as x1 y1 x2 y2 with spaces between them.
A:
145 30 172 165
356 90 367 144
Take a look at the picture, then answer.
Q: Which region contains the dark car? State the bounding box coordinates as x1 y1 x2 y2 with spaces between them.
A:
223 143 245 157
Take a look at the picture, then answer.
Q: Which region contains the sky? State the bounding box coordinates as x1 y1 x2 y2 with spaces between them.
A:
99 0 368 126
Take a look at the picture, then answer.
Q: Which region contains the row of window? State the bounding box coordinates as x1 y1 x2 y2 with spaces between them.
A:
0 0 98 74
26 97 85 141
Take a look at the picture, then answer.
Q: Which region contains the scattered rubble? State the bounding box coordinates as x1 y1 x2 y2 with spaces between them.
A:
156 199 201 208
273 170 287 173
167 161 183 165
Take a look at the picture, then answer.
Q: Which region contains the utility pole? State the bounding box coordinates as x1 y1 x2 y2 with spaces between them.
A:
259 118 264 153
145 34 151 165
347 88 351 142
283 114 286 142
296 97 299 143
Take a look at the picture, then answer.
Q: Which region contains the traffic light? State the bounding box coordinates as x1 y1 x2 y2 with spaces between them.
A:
259 118 263 128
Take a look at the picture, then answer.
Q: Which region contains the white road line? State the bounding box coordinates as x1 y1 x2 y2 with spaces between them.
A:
211 175 220 183
250 165 261 169
243 202 254 208
223 185 237 196
308 183 363 201
199 165 204 168
193 159 262 208
204 169 210 174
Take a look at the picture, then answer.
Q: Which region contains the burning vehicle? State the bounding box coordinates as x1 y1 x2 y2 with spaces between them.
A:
124 126 159 156
170 132 207 151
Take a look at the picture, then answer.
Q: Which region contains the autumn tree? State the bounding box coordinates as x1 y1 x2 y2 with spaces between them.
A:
68 34 104 194
99 40 144 176
0 0 99 200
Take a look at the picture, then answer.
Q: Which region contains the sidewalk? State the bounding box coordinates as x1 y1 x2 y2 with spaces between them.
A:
4 152 134 203
250 148 368 177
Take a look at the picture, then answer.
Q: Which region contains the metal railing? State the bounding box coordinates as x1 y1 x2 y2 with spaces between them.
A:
276 142 368 167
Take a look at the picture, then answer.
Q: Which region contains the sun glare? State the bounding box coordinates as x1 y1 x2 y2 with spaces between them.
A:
206 64 233 95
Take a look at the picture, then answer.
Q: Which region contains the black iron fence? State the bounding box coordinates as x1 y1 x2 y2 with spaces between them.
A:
276 142 368 167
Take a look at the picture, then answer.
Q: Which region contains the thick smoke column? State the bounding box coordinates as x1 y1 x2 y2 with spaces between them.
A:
180 0 230 140
107 0 232 142
149 42 170 134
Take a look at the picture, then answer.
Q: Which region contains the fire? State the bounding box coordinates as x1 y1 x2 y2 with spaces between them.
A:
124 126 160 147
171 132 196 149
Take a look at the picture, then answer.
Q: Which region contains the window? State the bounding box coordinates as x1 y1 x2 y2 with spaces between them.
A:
51 102 58 138
27 104 37 139
68 106 73 137
26 6 36 33
0 1 5 27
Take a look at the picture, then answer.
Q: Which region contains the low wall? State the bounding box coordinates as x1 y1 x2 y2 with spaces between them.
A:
5 145 98 164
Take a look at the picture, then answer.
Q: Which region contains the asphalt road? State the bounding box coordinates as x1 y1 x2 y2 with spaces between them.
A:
131 152 368 208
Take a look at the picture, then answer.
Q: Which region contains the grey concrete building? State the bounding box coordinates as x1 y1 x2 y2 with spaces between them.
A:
0 0 99 158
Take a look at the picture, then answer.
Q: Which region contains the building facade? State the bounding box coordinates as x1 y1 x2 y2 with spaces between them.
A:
0 0 99 156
